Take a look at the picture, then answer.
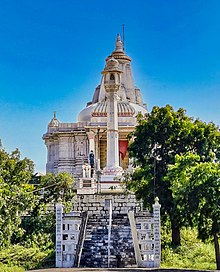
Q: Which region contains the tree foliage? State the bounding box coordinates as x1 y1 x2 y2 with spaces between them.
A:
32 172 74 214
167 153 220 269
0 147 35 247
0 145 75 269
22 172 75 240
127 105 220 246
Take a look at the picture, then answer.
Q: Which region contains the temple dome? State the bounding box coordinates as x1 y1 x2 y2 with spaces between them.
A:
78 103 96 122
130 103 147 116
92 100 135 117
78 100 147 122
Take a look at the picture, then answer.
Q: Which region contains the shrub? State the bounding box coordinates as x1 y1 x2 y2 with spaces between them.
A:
161 227 216 270
0 262 24 272
0 244 54 270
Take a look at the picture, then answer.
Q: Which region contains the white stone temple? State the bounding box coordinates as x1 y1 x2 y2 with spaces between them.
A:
43 34 147 191
43 35 161 268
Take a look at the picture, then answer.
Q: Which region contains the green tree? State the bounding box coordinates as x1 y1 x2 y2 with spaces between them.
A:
32 172 74 213
167 153 220 269
22 172 75 241
0 144 75 269
0 147 35 247
128 105 220 246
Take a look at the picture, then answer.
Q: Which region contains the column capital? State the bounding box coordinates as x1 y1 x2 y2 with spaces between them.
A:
86 131 95 140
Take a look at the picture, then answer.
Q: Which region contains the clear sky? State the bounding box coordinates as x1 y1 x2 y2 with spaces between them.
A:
0 0 220 173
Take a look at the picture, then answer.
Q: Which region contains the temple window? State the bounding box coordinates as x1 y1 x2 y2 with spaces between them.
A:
110 73 115 81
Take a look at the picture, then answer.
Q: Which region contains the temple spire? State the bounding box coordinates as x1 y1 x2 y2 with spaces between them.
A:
115 34 124 52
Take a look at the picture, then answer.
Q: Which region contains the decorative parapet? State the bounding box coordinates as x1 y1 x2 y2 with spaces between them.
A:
153 197 161 267
74 211 88 267
56 204 82 268
129 197 161 268
56 204 63 268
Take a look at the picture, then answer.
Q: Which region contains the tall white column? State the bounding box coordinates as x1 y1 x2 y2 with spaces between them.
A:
106 91 119 169
102 58 122 175
102 57 123 175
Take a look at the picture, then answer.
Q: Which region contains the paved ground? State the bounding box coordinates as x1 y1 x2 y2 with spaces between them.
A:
28 269 160 272
28 269 158 272
27 268 217 272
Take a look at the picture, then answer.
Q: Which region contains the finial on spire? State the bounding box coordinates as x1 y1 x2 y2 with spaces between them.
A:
115 34 124 52
49 111 60 127
122 24 125 51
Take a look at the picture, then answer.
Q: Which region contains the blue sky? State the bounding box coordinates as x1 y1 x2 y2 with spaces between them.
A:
0 0 220 173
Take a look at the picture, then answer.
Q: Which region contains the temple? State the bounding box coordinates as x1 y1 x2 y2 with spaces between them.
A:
43 34 147 190
43 35 161 268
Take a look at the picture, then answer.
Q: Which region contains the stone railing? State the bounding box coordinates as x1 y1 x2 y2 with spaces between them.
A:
74 211 88 267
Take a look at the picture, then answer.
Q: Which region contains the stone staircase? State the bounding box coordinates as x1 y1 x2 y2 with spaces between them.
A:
80 213 109 268
79 212 136 268
111 213 136 268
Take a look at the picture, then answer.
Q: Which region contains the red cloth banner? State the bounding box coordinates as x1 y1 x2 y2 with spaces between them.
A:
119 140 128 160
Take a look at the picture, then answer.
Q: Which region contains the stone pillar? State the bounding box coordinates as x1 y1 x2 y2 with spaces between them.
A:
153 197 161 267
46 142 52 173
56 203 63 268
102 57 123 174
87 131 95 154
106 91 119 169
